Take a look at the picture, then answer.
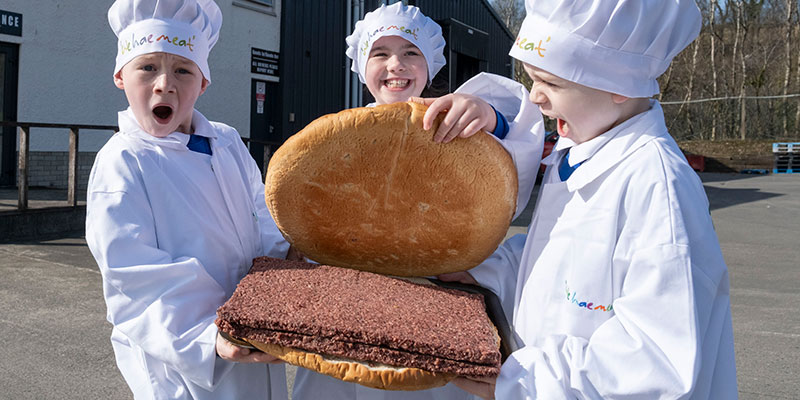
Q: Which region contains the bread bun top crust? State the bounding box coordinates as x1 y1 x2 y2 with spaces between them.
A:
265 101 517 276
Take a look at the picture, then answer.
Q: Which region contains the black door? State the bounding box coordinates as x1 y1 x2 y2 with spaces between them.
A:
438 19 489 92
454 52 481 89
249 79 281 175
0 42 19 187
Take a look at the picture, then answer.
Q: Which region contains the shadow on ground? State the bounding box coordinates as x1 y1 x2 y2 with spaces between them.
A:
704 185 782 211
700 172 784 211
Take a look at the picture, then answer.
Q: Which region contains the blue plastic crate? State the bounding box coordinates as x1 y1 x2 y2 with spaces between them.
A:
773 151 799 173
772 142 800 154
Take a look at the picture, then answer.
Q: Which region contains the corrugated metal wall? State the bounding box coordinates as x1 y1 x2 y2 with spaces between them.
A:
278 0 514 141
279 0 349 140
408 0 514 78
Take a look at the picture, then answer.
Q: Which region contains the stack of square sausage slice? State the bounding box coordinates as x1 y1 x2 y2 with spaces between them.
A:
217 257 501 390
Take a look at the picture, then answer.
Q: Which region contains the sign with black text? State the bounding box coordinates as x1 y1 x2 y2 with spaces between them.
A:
251 47 279 78
0 9 22 37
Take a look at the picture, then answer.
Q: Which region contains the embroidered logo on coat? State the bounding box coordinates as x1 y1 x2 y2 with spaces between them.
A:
564 280 613 312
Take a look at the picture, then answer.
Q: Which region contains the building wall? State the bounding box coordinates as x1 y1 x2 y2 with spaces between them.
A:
1 1 122 153
17 151 96 189
410 0 514 77
201 0 282 139
1 0 281 188
278 0 349 140
277 0 515 143
3 0 513 189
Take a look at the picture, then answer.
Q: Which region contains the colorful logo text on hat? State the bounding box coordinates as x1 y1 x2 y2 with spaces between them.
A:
360 25 421 56
120 32 197 55
515 36 551 58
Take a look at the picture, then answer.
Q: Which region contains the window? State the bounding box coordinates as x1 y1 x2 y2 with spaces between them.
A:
247 0 273 6
233 0 276 15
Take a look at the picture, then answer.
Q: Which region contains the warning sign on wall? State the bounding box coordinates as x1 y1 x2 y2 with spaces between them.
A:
251 47 279 78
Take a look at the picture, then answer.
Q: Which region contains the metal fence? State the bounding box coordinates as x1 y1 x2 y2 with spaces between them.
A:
661 95 800 141
0 120 284 212
0 121 118 211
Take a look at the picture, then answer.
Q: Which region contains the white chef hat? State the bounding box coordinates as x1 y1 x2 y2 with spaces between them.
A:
509 0 701 98
345 2 446 85
108 0 222 82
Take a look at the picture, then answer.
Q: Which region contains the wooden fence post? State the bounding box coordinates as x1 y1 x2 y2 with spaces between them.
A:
18 125 29 210
68 127 79 207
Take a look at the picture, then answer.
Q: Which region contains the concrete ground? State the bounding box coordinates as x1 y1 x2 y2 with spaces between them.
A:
0 172 798 399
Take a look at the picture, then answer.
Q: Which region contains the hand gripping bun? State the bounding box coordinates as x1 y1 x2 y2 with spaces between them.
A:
265 102 518 276
247 340 455 391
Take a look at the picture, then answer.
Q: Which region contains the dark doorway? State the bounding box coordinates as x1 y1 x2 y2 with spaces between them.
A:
249 79 281 175
437 18 490 92
0 42 19 187
454 52 481 89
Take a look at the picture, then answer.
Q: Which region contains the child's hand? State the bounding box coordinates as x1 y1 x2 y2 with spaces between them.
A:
452 375 496 399
410 94 497 143
437 271 478 285
216 333 283 364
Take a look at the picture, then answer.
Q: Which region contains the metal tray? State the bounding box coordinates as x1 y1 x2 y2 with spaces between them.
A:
219 330 258 350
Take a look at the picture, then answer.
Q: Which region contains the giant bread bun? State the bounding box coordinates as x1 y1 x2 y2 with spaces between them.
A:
247 340 455 391
265 101 517 276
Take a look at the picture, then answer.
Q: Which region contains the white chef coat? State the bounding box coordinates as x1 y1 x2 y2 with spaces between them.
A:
292 73 544 400
470 101 738 399
454 72 544 218
86 108 290 400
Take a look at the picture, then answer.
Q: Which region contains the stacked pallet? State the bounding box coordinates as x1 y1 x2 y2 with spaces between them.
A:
773 143 800 174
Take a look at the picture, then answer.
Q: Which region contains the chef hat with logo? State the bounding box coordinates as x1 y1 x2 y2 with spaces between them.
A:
509 0 701 98
108 0 222 82
345 2 446 85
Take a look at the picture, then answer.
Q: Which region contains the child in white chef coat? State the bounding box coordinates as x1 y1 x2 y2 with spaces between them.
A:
346 2 544 219
289 4 544 400
442 0 739 399
85 1 290 399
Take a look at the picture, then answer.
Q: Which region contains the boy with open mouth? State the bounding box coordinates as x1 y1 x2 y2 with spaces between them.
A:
445 0 739 398
86 0 292 398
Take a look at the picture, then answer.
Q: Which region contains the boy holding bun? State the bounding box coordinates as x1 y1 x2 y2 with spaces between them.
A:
86 0 290 398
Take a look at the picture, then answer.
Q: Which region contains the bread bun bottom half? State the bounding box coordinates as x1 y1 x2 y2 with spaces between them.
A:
247 340 455 391
265 101 518 277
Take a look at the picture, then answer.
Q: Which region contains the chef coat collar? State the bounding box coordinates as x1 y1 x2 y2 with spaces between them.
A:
543 100 667 191
552 123 620 169
117 108 220 150
542 127 613 169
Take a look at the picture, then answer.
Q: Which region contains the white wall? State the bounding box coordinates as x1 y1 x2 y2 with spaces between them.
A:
0 0 281 152
198 0 281 140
